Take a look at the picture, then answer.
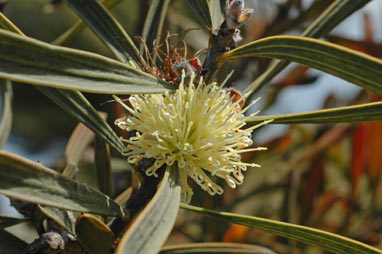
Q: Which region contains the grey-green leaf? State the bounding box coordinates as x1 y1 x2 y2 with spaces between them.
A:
141 0 171 55
0 79 12 149
182 204 382 254
0 29 174 94
38 205 75 235
38 87 125 154
0 229 27 254
185 0 213 30
0 151 125 217
222 36 382 94
160 242 276 254
116 167 181 254
0 215 27 229
65 0 145 66
245 0 372 96
53 0 125 45
247 102 382 125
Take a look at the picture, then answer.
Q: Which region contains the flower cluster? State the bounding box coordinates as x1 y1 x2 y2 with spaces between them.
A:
115 72 270 203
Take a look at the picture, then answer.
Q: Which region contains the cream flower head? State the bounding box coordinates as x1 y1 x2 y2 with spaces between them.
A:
114 71 271 203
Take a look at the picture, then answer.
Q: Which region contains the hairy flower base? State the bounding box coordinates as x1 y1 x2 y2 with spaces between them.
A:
115 73 270 203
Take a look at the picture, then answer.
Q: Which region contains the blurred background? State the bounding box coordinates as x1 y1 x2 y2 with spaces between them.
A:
1 0 381 252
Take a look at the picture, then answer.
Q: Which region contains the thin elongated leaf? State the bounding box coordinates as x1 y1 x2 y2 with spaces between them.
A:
38 87 125 154
182 204 382 254
185 0 212 30
0 30 174 94
95 136 113 197
160 242 276 254
116 167 181 254
0 151 126 217
221 36 382 94
244 0 372 97
0 13 25 36
66 0 145 67
0 79 12 149
38 205 75 235
141 0 171 55
76 214 115 254
0 229 27 254
53 0 124 45
210 0 223 31
247 102 382 125
64 122 96 177
0 215 27 229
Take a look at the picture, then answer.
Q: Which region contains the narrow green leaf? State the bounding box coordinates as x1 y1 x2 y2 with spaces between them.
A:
140 0 171 55
0 229 27 254
0 11 127 156
0 151 126 217
38 87 125 154
0 79 12 149
185 0 212 30
38 205 75 235
76 214 115 254
0 13 25 36
160 242 276 254
222 36 382 94
66 0 145 67
116 167 181 254
247 102 382 125
244 0 372 97
0 215 27 229
209 0 223 31
53 0 124 45
0 30 174 94
64 122 96 177
95 136 113 197
182 204 382 254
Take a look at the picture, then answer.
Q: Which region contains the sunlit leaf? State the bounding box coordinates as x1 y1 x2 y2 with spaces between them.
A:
160 242 276 254
246 102 382 125
182 204 381 254
0 30 174 94
209 0 223 31
0 229 27 254
222 36 382 94
0 151 126 217
244 0 372 97
0 79 12 149
66 0 145 66
76 214 115 254
116 167 181 254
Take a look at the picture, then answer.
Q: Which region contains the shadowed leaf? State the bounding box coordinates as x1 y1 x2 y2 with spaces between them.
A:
0 79 12 149
160 242 276 254
246 102 382 125
0 29 174 94
0 229 27 254
116 167 181 254
0 215 27 229
222 36 382 94
76 214 115 254
182 204 382 254
185 0 212 30
245 0 372 97
0 151 125 217
66 0 145 66
38 205 75 235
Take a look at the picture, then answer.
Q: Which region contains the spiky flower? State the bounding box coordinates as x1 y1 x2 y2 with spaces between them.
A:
114 72 270 203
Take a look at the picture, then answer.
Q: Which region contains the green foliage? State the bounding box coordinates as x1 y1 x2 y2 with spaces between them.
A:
0 0 381 253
